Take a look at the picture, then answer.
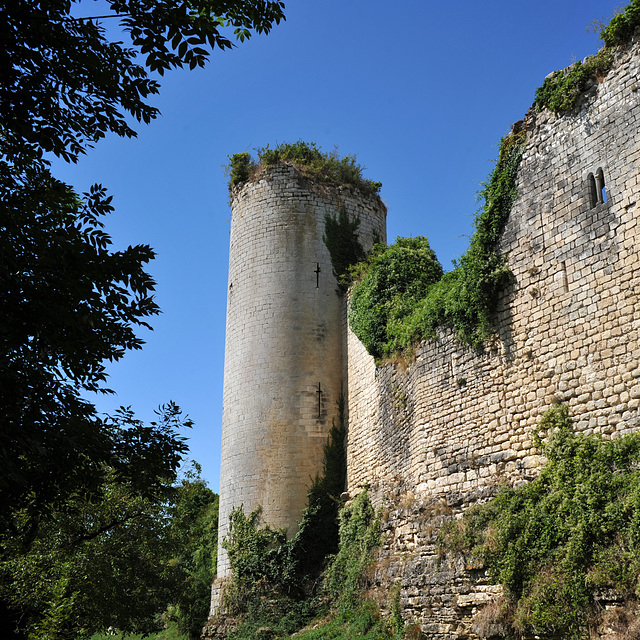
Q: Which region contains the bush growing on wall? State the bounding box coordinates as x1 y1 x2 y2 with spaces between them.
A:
600 0 640 47
441 404 640 639
535 0 640 114
349 130 525 359
348 237 443 359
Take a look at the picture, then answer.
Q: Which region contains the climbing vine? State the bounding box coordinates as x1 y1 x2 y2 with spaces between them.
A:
440 404 640 639
349 129 525 360
323 207 366 290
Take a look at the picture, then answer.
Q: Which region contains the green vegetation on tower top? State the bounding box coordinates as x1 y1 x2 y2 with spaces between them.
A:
226 141 383 197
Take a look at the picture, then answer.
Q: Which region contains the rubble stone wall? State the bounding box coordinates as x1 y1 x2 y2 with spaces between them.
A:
345 38 640 637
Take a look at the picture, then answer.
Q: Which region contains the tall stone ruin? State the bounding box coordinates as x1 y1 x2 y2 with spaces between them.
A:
209 32 640 639
211 164 386 610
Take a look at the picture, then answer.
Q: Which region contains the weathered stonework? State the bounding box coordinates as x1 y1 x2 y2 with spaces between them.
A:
345 37 640 637
209 34 640 638
214 165 386 594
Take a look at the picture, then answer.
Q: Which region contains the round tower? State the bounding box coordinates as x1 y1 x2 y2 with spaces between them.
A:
214 162 386 588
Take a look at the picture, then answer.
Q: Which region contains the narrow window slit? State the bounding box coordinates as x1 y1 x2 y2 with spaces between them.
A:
595 168 607 203
587 168 608 208
587 173 597 208
316 382 322 418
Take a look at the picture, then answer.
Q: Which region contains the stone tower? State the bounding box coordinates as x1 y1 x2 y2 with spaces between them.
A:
213 161 386 599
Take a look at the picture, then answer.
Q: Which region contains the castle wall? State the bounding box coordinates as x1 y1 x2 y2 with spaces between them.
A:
216 165 386 581
346 39 640 637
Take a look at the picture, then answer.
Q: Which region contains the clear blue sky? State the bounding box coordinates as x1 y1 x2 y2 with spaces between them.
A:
51 0 624 492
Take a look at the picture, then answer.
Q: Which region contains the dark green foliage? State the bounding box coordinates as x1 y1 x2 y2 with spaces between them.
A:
0 448 218 640
2 3 281 634
1 0 285 167
0 405 190 639
323 207 366 289
226 141 382 197
0 173 167 526
349 131 525 359
601 0 640 47
440 404 640 639
349 237 443 360
533 52 613 114
165 464 219 640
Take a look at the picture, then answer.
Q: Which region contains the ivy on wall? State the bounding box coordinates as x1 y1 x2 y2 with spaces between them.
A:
348 130 526 360
323 207 366 290
440 403 640 639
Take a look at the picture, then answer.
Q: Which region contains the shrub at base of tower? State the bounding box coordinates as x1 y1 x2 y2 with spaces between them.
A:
216 407 410 640
440 403 640 640
218 415 347 638
219 488 409 640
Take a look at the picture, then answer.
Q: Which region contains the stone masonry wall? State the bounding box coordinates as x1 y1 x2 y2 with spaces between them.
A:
215 165 386 587
346 38 640 638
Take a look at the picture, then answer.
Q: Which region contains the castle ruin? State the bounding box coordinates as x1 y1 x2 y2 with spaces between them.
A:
211 32 640 638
